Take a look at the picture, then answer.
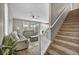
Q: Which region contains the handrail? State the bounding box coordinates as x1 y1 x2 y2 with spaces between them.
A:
42 6 67 36
42 27 49 36
50 7 66 29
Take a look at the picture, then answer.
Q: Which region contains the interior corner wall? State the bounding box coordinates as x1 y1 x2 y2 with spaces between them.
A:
0 4 4 45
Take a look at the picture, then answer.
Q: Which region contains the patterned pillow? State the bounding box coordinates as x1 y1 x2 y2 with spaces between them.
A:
11 31 20 41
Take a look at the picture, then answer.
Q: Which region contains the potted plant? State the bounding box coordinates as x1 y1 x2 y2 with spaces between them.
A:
0 35 17 55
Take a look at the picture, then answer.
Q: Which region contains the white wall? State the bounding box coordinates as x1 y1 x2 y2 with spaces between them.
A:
72 3 79 10
0 4 4 45
8 3 49 22
51 3 67 25
51 3 71 41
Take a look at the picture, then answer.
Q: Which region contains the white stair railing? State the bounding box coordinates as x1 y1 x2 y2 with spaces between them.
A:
41 27 51 55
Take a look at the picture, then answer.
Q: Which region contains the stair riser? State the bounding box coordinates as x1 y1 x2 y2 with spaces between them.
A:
58 32 79 37
50 46 67 55
63 22 79 25
45 48 59 55
60 29 79 32
64 19 79 23
60 28 79 32
66 18 79 19
61 25 79 28
67 16 79 18
62 24 79 27
56 36 79 44
53 40 79 53
61 27 79 29
51 44 78 55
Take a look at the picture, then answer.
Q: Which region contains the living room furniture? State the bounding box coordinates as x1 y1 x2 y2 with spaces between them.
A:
30 35 38 42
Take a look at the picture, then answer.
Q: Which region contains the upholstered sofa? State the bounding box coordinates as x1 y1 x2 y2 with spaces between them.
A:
10 31 29 50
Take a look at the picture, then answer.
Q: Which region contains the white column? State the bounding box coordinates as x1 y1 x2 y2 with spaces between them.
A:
4 3 8 36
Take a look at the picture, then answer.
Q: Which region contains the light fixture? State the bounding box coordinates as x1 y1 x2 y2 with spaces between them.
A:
30 12 39 19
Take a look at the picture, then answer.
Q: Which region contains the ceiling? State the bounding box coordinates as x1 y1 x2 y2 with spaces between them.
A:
8 3 49 23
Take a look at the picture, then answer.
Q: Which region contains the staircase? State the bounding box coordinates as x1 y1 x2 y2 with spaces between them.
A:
45 9 79 55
